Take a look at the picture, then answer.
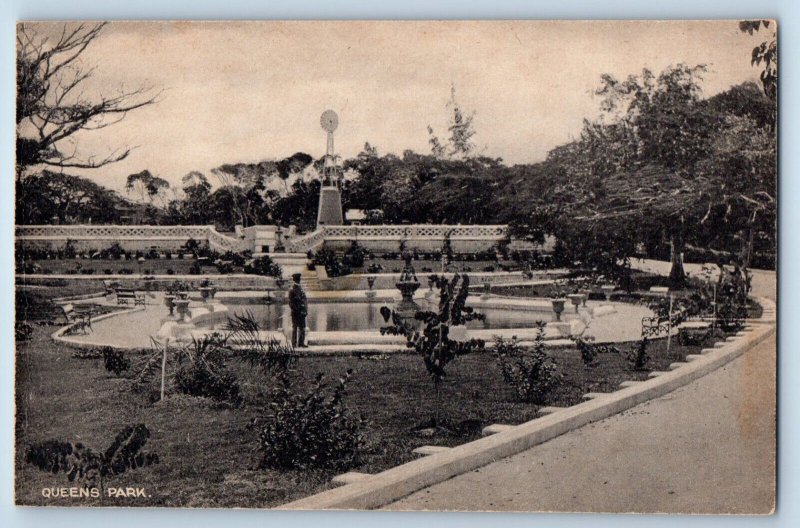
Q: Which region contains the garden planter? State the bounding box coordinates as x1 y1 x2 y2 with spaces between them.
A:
174 299 190 322
568 293 583 313
601 284 615 301
579 289 591 306
551 298 566 322
199 286 213 303
163 295 176 316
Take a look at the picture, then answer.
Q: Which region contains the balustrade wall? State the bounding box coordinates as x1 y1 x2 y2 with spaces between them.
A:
15 225 249 253
17 223 509 255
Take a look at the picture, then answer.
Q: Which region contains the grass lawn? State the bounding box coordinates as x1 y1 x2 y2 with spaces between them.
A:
15 289 719 508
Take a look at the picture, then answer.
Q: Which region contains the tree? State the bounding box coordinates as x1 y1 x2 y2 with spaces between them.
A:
16 171 126 224
739 20 777 101
16 23 158 179
427 84 478 159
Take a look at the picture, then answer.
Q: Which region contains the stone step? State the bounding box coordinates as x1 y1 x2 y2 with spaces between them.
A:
648 370 669 378
668 362 686 370
619 380 642 388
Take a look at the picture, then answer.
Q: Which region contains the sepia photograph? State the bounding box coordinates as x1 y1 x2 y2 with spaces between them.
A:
13 20 776 512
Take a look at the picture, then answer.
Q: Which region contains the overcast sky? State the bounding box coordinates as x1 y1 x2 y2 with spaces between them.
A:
26 20 766 193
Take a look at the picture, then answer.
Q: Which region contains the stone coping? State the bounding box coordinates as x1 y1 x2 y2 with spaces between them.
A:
279 297 775 510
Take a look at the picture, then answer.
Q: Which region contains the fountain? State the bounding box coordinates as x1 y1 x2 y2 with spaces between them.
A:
395 251 420 319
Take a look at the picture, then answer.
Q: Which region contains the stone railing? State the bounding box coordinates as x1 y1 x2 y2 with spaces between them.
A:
16 224 248 252
321 224 507 240
284 224 509 254
285 229 326 253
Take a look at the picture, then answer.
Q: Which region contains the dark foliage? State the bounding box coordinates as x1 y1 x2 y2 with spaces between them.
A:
25 424 159 490
258 370 363 471
495 326 561 404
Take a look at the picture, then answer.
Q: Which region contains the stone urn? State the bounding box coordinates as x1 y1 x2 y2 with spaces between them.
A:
365 275 377 300
175 299 190 322
395 252 421 319
481 281 492 300
600 284 615 302
579 289 591 306
163 294 176 316
199 286 213 303
551 298 566 322
177 291 189 300
567 293 583 313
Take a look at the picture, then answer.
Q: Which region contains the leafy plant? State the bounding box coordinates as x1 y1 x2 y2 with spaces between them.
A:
572 336 620 368
258 370 363 470
25 424 159 492
225 311 299 375
172 333 242 405
102 347 131 376
495 325 561 404
626 337 650 371
381 273 485 426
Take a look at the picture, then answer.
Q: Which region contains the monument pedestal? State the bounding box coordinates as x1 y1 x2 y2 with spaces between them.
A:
317 186 344 226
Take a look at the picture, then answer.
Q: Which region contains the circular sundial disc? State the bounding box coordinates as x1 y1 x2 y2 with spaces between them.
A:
320 110 339 132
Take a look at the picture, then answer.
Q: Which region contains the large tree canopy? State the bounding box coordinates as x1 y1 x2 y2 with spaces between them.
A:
16 23 158 178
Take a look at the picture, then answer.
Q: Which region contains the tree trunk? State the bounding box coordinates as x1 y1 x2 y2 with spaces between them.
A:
669 233 686 286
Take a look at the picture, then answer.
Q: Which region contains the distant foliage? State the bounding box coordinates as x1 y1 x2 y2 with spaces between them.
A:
25 424 159 491
495 325 561 404
258 370 363 470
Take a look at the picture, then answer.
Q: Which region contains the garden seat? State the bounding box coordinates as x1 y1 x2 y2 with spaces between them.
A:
59 303 93 334
116 289 146 306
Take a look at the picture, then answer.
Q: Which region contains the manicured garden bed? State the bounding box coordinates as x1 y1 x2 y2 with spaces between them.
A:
15 286 723 507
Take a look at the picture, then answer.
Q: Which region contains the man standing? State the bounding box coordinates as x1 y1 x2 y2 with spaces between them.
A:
288 272 308 348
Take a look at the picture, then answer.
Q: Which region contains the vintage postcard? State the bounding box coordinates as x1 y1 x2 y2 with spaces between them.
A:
14 20 776 512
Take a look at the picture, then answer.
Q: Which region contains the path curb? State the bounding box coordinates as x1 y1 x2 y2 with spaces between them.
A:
279 296 775 511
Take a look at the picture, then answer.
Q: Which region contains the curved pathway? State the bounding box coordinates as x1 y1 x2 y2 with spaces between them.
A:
386 262 776 513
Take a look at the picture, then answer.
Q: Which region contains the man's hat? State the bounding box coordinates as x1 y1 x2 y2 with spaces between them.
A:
292 273 302 281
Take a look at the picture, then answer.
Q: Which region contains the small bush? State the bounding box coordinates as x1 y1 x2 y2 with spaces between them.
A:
626 337 650 371
102 347 131 376
258 370 362 470
494 324 561 404
174 363 242 405
15 321 33 342
244 256 282 278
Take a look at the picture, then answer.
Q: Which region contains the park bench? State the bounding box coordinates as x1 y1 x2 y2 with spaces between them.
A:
642 286 670 300
59 303 93 334
116 289 146 306
641 308 686 338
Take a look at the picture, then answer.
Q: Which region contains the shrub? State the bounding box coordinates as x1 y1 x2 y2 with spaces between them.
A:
572 335 620 367
381 273 485 426
626 337 650 371
15 321 33 342
172 333 242 405
166 268 175 275
174 364 242 405
104 269 113 275
258 370 362 470
102 347 131 376
244 255 282 278
495 326 561 404
188 261 202 275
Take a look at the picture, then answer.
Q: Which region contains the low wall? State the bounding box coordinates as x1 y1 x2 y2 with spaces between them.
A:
287 224 509 254
16 225 249 253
